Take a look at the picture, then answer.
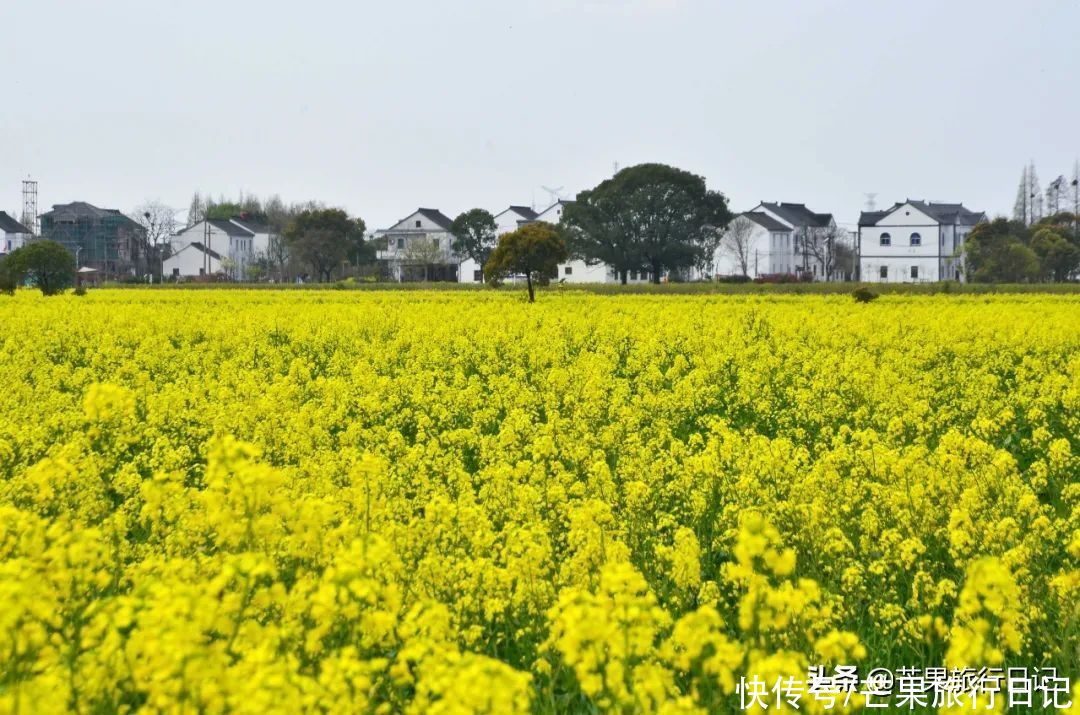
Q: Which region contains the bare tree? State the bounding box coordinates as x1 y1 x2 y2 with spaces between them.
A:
265 233 291 282
402 235 447 282
719 215 755 277
133 201 179 281
803 224 850 280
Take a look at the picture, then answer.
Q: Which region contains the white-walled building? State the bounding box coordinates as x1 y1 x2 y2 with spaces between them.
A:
0 211 32 255
858 200 986 283
749 202 836 279
171 219 258 280
374 208 459 282
710 211 794 278
459 206 539 283
163 242 223 279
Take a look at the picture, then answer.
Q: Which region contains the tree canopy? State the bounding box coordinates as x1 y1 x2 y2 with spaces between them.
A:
965 215 1079 282
282 209 367 282
562 163 731 283
4 240 77 295
450 209 498 269
484 222 568 302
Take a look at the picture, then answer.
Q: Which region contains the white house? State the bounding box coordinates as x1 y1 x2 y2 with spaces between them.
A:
858 200 986 283
711 211 794 279
163 242 223 279
374 208 459 282
748 202 836 279
229 216 277 258
171 219 258 280
0 211 31 255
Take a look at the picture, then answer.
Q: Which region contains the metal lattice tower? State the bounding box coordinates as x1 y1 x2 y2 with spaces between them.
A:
21 179 38 235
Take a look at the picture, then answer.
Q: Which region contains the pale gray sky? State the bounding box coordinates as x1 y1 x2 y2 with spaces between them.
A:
2 0 1078 230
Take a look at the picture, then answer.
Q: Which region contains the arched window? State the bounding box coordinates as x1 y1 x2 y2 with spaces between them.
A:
910 232 922 246
880 232 891 246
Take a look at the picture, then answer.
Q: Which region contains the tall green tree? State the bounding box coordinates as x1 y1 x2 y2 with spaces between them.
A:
4 241 77 295
484 222 567 302
1031 227 1080 281
450 209 498 271
283 209 367 282
964 219 1040 283
563 163 731 283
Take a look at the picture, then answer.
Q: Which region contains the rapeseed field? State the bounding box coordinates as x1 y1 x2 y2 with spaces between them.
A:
0 290 1077 713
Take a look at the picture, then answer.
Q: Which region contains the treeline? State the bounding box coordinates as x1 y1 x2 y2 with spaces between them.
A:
966 213 1080 282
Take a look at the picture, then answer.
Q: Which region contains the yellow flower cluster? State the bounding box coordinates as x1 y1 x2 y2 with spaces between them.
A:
0 289 1077 713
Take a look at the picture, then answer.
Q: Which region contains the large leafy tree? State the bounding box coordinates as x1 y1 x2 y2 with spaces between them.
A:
484 222 567 302
1031 226 1080 281
563 163 731 283
451 209 498 271
283 208 367 282
965 219 1039 283
4 240 76 295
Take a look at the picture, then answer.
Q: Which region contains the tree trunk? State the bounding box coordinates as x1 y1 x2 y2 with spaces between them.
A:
526 272 535 302
651 259 661 284
620 270 627 285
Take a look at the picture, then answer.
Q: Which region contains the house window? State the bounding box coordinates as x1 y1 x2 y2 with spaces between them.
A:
172 268 179 277
911 266 919 279
879 266 888 280
564 265 573 276
473 269 482 282
880 233 891 246
415 220 422 228
396 238 405 250
432 238 440 248
910 232 921 246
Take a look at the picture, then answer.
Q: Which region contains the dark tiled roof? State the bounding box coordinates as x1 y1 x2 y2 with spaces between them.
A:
188 242 223 260
40 202 144 231
760 202 833 228
207 218 255 237
230 218 273 234
743 211 792 232
508 205 539 220
0 211 30 234
859 210 889 227
860 201 985 227
416 208 454 230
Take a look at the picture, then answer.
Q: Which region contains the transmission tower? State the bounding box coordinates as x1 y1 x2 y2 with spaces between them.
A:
21 178 39 235
863 193 878 211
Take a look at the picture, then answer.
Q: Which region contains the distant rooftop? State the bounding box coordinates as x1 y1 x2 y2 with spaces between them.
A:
759 202 833 228
0 211 30 234
859 200 986 227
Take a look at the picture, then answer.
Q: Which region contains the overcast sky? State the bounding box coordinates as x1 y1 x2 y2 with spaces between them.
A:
2 0 1078 230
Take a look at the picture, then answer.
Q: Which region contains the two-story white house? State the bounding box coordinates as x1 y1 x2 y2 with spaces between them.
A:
0 212 32 255
858 200 986 283
747 202 836 279
710 211 794 278
169 219 258 280
374 208 459 282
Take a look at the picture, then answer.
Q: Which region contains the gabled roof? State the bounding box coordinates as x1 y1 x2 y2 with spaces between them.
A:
743 211 791 232
507 205 538 220
416 208 453 230
0 211 30 234
230 218 273 234
759 202 833 229
859 200 986 227
173 241 223 260
208 218 254 237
